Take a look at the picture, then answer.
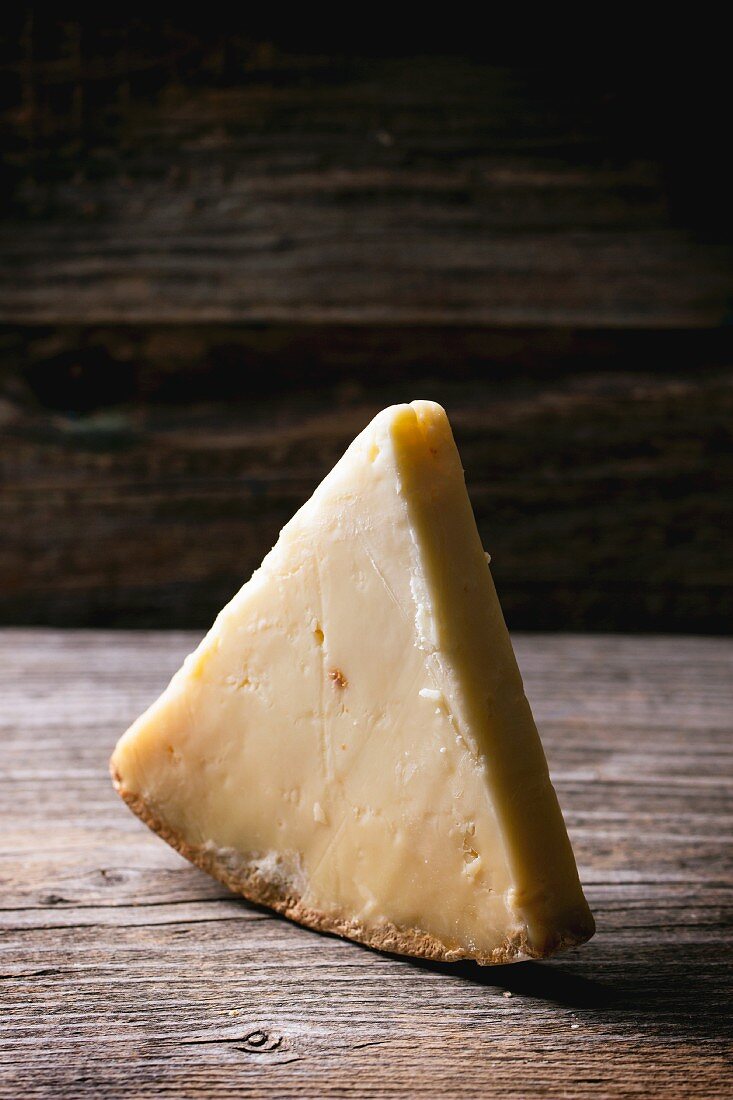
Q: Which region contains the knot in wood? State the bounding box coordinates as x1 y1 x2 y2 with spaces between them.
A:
241 1030 282 1054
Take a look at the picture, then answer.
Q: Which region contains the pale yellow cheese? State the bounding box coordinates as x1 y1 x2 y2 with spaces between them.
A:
111 401 594 962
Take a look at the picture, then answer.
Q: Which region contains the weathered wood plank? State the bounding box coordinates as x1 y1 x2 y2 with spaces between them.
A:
0 630 731 1097
2 25 731 326
2 331 732 632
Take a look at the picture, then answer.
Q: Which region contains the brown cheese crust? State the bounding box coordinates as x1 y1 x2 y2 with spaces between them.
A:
111 762 593 965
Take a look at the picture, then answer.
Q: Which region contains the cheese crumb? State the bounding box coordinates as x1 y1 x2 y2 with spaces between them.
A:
419 688 442 702
313 802 328 825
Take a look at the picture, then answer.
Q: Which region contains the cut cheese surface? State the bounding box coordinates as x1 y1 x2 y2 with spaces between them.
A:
111 401 594 963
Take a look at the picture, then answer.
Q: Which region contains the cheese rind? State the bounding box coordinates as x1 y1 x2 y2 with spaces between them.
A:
111 401 594 963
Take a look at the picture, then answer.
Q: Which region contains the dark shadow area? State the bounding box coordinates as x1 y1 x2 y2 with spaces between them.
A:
402 955 618 1010
398 949 733 1039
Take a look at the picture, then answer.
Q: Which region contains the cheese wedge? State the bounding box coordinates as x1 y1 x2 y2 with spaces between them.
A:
111 401 594 963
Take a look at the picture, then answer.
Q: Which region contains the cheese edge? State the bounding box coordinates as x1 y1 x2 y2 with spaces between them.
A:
110 761 592 965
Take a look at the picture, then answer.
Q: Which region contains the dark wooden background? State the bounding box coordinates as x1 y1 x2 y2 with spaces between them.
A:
2 18 732 631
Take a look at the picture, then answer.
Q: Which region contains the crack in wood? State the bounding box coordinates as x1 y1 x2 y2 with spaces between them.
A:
179 1031 286 1056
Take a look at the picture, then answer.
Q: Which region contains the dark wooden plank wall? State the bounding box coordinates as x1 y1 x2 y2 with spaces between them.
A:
2 25 732 326
2 325 732 633
1 20 732 631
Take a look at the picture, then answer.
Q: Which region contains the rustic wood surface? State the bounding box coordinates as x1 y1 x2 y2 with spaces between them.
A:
2 26 732 327
1 629 731 1098
2 330 732 633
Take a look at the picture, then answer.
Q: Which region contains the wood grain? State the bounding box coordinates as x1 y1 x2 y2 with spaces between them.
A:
2 24 732 326
2 327 732 632
1 629 731 1098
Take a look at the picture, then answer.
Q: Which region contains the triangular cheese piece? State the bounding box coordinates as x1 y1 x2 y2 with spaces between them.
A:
111 401 594 963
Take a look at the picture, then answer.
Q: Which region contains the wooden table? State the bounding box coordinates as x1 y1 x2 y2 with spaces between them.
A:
2 629 731 1098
